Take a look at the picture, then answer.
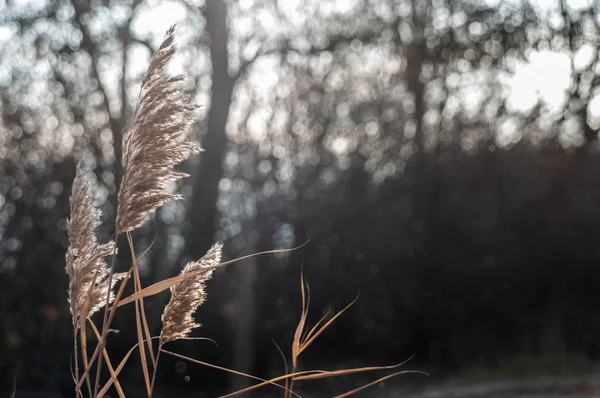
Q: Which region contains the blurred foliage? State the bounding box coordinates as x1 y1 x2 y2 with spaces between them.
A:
3 0 600 395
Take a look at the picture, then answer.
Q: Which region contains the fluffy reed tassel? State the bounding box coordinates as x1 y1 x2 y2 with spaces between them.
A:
116 25 200 234
65 165 125 327
160 243 223 344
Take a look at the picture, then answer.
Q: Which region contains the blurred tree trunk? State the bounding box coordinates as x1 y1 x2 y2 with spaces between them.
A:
402 2 438 257
186 2 251 389
231 196 258 392
186 0 233 259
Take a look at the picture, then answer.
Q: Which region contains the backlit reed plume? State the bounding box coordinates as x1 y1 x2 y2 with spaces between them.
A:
116 25 200 234
160 243 223 344
65 165 125 327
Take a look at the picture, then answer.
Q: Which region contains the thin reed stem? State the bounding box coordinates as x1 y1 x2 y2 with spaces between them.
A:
80 317 93 395
92 240 119 397
149 344 163 397
288 365 297 398
127 232 153 395
73 334 80 398
127 232 157 367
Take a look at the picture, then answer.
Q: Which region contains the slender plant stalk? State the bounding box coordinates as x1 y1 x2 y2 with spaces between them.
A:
79 274 97 396
273 340 290 398
73 334 80 397
92 246 119 397
128 232 157 369
127 233 153 395
149 343 163 397
87 319 126 398
287 365 297 398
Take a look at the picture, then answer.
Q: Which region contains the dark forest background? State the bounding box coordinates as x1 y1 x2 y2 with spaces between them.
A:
3 0 600 396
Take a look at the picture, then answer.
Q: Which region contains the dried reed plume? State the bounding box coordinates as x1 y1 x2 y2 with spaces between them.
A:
160 243 223 344
65 165 125 327
116 25 200 234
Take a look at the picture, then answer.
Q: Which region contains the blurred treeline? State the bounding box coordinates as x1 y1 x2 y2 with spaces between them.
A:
2 0 600 395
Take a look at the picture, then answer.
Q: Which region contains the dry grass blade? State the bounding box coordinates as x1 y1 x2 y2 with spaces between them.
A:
115 247 303 308
298 293 359 356
88 319 125 398
292 274 309 369
333 370 429 398
280 275 425 397
219 369 330 397
161 349 301 398
300 307 331 347
294 361 414 380
116 25 200 234
288 272 309 396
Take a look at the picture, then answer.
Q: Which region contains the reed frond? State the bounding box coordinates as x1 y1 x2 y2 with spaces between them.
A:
116 25 200 234
65 165 125 327
160 243 223 344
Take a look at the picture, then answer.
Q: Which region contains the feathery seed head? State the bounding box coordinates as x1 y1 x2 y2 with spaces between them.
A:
65 165 125 328
160 243 223 344
116 25 200 234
